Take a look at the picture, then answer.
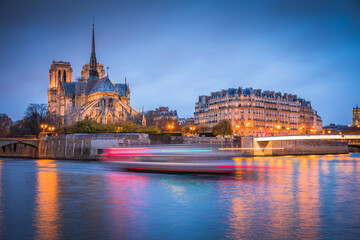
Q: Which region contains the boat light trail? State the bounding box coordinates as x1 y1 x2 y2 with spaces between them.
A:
218 148 284 150
161 150 212 153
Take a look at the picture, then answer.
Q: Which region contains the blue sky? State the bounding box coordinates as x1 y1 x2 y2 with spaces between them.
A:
0 0 359 125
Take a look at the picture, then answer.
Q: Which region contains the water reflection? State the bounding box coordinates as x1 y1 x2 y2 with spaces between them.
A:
0 160 3 236
106 172 149 239
34 160 60 240
0 154 359 239
225 155 324 239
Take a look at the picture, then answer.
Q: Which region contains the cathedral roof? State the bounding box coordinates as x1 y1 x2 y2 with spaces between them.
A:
115 83 127 97
64 82 75 95
89 77 117 94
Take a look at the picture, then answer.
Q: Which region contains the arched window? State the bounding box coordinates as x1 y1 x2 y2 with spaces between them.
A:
63 70 66 82
108 98 114 108
101 98 106 108
58 70 61 82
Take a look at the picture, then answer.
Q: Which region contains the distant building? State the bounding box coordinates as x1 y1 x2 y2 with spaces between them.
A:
146 107 179 131
322 124 344 133
47 24 144 126
194 87 322 136
353 105 360 126
323 123 360 134
179 117 195 126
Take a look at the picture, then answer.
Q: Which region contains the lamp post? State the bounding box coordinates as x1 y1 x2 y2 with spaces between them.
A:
234 124 240 135
167 124 174 133
40 124 48 132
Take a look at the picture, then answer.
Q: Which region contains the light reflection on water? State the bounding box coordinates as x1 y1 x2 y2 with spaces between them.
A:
34 160 60 240
0 154 359 239
106 172 149 239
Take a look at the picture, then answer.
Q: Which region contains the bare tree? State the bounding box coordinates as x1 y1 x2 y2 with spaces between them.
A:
23 104 47 135
0 113 13 137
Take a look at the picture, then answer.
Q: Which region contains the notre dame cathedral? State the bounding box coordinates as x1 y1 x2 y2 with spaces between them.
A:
47 24 145 126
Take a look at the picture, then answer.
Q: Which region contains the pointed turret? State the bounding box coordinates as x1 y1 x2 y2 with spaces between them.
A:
89 23 99 79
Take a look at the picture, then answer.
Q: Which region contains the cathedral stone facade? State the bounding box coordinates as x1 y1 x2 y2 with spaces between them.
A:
353 105 360 126
48 25 144 126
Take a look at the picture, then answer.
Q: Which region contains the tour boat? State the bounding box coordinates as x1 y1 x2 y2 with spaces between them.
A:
100 146 237 174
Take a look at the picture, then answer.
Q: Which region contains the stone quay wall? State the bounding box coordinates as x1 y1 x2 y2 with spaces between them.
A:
0 134 350 160
251 138 349 156
39 133 151 160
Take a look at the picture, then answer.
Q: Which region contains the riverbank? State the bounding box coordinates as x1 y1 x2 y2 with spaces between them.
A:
0 133 349 159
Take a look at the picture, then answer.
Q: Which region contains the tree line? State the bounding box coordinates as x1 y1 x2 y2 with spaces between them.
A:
1 103 234 137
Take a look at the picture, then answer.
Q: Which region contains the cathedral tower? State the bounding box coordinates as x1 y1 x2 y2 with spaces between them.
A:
353 105 360 126
48 61 73 115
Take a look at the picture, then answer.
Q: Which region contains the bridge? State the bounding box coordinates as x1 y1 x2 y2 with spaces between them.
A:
255 134 360 142
0 138 39 148
0 138 40 158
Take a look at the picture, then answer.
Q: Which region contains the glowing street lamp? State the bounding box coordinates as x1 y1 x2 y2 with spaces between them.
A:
40 124 48 132
48 126 55 132
167 124 174 132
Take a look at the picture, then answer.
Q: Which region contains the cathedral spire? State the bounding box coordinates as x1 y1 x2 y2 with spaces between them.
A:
89 21 99 79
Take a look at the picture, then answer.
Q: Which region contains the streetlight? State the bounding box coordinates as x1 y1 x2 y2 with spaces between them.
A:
167 124 174 132
48 126 55 132
40 124 48 132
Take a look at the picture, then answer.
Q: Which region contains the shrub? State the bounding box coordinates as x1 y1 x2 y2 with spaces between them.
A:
212 120 233 137
68 120 117 133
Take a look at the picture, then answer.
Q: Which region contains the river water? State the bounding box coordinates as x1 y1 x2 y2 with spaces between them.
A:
0 154 359 239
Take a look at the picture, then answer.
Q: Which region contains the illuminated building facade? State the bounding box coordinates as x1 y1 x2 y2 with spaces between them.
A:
145 107 179 131
353 105 360 126
194 87 322 136
47 24 144 125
